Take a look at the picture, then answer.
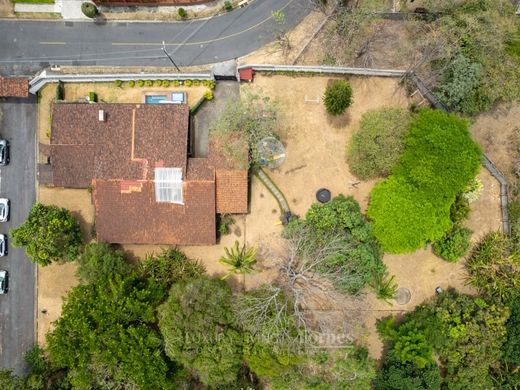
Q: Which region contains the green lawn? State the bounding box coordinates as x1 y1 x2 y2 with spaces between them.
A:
12 0 55 4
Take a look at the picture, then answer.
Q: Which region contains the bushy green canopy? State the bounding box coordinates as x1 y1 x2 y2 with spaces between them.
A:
11 203 82 266
368 109 481 253
46 274 170 389
158 277 243 387
75 242 130 283
347 108 411 180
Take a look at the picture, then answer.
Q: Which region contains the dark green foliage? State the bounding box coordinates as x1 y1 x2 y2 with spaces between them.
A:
145 80 153 87
450 194 470 225
378 289 509 389
271 347 377 390
368 109 481 253
434 53 482 114
55 81 64 101
224 0 232 11
508 199 520 246
0 370 20 390
324 79 353 115
370 271 398 302
503 299 520 365
139 247 205 289
347 108 411 180
285 195 386 295
75 242 130 284
46 274 170 389
423 289 509 389
218 214 235 236
374 355 442 390
466 232 520 303
88 91 97 102
394 109 481 202
432 226 472 262
11 203 82 266
137 79 144 87
114 80 123 87
178 7 186 18
80 2 97 18
25 346 47 375
158 277 243 387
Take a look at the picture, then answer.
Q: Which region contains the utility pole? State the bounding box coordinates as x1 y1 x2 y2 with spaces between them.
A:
162 41 180 72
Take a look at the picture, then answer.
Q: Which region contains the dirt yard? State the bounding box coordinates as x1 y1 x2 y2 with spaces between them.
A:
471 102 520 182
36 187 94 344
37 82 208 146
241 74 502 358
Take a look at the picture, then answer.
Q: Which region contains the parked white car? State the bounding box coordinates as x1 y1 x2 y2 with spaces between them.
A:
0 234 7 257
0 198 10 222
0 270 8 294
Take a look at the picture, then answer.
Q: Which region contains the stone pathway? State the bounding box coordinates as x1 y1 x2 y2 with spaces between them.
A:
255 168 290 214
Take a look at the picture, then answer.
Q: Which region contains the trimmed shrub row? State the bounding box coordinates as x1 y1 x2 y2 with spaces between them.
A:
115 79 215 89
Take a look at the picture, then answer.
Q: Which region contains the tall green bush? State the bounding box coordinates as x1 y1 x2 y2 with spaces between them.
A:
81 2 97 18
347 108 411 180
10 203 82 266
323 79 353 115
368 109 481 253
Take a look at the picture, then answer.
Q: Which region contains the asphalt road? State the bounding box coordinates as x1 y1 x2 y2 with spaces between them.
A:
0 0 312 76
0 97 37 375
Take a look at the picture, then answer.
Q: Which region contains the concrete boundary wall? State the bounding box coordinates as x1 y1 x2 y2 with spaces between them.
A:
29 69 214 94
240 64 511 236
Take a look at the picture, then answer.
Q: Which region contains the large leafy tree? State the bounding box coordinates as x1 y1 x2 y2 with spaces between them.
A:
46 274 171 389
503 299 520 366
422 289 509 389
368 109 481 253
158 277 243 387
75 242 130 283
347 108 411 180
11 203 82 265
284 194 386 295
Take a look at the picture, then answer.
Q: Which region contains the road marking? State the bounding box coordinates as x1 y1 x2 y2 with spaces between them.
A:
39 42 66 45
111 0 296 47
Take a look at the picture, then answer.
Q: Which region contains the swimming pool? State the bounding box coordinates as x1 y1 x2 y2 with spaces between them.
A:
145 95 168 104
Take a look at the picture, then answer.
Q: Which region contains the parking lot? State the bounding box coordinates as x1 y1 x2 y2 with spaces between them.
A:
0 97 36 375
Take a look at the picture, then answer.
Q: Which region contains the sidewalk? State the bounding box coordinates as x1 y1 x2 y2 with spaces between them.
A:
14 0 90 19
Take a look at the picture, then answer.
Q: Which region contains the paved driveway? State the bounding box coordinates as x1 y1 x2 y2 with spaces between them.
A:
0 97 37 375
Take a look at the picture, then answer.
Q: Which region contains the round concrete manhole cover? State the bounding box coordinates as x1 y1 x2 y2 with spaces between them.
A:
395 287 411 305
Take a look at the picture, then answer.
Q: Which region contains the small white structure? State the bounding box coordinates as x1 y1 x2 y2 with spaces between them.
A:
98 110 105 122
154 167 183 204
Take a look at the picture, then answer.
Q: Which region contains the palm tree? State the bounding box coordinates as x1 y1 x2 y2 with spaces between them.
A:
219 240 257 289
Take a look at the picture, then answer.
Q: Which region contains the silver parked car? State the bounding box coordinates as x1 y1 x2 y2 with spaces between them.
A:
0 198 10 222
0 140 9 166
0 234 7 257
0 270 8 294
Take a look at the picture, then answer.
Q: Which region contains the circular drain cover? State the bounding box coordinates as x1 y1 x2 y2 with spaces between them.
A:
316 188 331 203
395 287 411 305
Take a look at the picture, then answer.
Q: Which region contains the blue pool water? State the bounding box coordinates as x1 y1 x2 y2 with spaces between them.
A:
145 95 167 104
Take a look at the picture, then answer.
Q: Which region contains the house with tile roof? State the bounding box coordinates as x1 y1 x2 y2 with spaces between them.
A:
49 102 248 245
0 77 29 98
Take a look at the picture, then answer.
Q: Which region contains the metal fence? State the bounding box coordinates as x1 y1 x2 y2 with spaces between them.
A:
29 69 214 94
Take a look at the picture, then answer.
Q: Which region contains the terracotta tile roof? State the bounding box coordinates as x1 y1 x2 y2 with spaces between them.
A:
215 170 248 214
50 101 248 245
51 103 188 183
0 77 29 97
94 179 216 245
